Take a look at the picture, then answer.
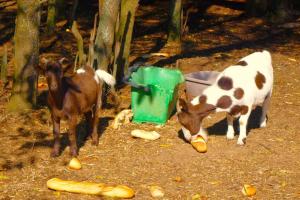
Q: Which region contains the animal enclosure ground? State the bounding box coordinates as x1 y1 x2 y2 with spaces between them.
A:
0 0 300 199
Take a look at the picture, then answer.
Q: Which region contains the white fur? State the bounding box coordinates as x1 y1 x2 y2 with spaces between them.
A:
185 50 273 145
76 68 86 74
94 69 116 86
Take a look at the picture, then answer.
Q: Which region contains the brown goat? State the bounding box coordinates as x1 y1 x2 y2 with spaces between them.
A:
40 58 116 157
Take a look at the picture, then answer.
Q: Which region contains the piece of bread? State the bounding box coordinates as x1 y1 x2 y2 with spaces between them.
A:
191 136 207 153
47 178 135 198
131 129 160 140
68 157 82 170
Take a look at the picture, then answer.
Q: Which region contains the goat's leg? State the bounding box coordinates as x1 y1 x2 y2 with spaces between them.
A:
226 114 235 140
68 115 78 156
91 106 99 146
51 116 61 157
84 111 92 139
260 93 271 128
237 107 251 145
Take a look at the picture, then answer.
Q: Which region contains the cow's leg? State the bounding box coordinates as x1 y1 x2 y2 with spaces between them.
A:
260 93 271 128
237 105 251 145
226 114 235 140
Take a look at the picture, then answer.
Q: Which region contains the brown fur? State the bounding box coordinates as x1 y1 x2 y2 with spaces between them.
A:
236 60 248 66
178 97 215 135
229 104 248 116
240 105 249 115
216 95 232 109
255 71 266 89
217 76 233 90
234 88 244 99
44 61 102 157
230 105 242 116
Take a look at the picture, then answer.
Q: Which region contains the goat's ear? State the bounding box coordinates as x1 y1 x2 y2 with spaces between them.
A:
177 98 188 113
41 57 49 65
59 58 74 73
59 57 68 65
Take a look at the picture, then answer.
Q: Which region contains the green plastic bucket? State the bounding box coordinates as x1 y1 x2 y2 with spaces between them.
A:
129 66 184 124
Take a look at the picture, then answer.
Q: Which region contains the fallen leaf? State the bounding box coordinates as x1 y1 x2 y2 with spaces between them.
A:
288 58 297 62
173 176 183 182
95 175 104 179
54 191 61 197
281 181 287 187
159 144 173 148
191 193 207 200
208 180 221 185
0 173 9 180
242 184 256 197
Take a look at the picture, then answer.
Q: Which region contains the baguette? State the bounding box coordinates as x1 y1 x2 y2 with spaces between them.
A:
47 178 135 198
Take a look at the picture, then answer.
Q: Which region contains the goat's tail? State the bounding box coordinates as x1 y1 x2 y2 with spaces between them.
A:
262 50 272 64
95 69 116 86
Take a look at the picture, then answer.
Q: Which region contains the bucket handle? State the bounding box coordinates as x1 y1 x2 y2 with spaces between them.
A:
123 63 150 92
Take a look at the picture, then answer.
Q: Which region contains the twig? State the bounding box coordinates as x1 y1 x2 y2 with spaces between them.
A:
88 13 98 67
71 21 86 67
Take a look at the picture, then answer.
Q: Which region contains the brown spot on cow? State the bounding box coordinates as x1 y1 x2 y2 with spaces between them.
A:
218 76 233 90
240 105 249 115
255 71 266 89
236 60 248 66
216 95 232 109
199 95 207 104
230 105 241 116
234 88 244 99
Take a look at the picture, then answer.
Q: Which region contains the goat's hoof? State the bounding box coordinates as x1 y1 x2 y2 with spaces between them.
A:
69 149 78 157
91 139 99 146
237 138 246 145
50 150 59 157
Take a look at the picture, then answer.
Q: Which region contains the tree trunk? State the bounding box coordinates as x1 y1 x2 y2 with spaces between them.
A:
8 0 40 111
1 45 7 83
47 0 56 34
167 0 182 44
113 0 139 83
246 0 269 16
247 0 292 22
94 0 120 71
69 0 79 27
47 0 65 34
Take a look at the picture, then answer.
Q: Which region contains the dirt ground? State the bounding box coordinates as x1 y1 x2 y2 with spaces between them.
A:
0 0 300 199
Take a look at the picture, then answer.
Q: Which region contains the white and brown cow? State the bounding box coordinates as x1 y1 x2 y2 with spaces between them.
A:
177 50 273 145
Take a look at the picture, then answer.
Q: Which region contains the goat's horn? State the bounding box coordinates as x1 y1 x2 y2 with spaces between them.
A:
59 57 67 64
41 57 49 64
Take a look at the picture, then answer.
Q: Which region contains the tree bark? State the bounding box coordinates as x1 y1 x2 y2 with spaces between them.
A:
47 0 56 34
113 0 139 82
94 0 121 71
247 0 292 22
8 0 40 111
1 45 7 83
167 0 182 44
